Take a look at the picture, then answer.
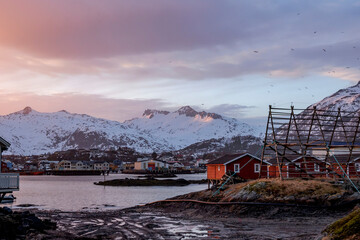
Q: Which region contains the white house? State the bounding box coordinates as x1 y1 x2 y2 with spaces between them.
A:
134 159 169 171
168 161 184 170
38 160 59 170
93 161 110 171
56 160 85 170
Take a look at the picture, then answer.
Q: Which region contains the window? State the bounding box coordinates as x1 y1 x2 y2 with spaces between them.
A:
218 166 221 171
254 164 260 173
356 163 360 172
234 164 240 173
295 163 301 171
314 163 320 172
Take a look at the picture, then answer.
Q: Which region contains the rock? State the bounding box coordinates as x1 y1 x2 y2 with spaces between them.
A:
283 196 295 203
346 192 360 202
0 207 12 214
145 223 160 229
245 191 260 201
0 207 56 240
305 199 316 205
328 194 342 201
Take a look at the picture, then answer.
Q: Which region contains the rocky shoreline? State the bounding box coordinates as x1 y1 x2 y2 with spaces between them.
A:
0 207 56 240
3 179 360 239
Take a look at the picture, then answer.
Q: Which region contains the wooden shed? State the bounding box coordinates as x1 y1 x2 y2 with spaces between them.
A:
207 153 268 181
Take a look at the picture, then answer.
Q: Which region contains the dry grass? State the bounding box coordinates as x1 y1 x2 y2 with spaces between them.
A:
219 179 345 201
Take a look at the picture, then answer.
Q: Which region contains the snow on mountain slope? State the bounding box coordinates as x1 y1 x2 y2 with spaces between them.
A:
125 106 260 148
0 106 259 155
308 81 360 112
275 81 360 142
0 107 169 155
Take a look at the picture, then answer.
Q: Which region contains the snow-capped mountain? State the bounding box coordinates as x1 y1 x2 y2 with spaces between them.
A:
275 81 360 143
0 106 260 155
308 81 360 112
125 106 260 148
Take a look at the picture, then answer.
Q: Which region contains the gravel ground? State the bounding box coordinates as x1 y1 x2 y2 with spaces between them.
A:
27 203 350 240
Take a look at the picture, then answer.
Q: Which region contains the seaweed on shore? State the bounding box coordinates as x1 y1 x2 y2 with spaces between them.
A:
323 207 360 240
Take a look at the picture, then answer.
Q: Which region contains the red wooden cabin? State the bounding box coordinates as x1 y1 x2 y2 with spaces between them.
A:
267 156 327 179
207 153 268 180
327 155 360 178
285 156 327 178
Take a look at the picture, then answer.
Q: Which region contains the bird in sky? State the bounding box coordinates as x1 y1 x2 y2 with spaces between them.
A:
322 49 326 52
253 51 258 53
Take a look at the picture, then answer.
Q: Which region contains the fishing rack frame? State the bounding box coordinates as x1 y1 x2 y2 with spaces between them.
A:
260 105 360 180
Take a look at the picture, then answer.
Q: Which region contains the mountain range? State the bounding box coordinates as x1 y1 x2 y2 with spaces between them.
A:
2 82 359 156
0 106 261 155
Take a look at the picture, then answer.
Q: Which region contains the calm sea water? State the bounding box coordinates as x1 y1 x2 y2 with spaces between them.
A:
4 173 207 211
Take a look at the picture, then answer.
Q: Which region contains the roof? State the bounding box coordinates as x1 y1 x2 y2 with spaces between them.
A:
0 137 10 151
137 159 167 164
207 153 263 165
267 155 323 165
328 154 360 164
267 154 360 165
94 161 109 164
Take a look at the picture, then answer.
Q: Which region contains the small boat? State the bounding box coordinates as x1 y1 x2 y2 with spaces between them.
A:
0 194 16 203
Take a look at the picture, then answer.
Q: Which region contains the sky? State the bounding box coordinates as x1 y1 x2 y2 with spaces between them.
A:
0 0 359 125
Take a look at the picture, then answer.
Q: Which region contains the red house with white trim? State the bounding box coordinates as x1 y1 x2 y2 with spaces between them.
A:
207 153 268 180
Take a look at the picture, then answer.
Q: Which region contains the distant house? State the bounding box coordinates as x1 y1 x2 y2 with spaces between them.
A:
168 161 184 170
94 161 110 171
134 159 169 171
195 159 208 168
38 160 59 170
207 153 268 181
123 161 135 170
57 160 80 170
56 160 109 171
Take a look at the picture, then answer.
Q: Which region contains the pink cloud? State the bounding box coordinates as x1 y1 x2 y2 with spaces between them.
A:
0 0 253 59
0 92 169 121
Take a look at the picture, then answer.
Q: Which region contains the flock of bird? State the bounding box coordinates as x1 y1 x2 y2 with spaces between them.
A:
252 30 359 102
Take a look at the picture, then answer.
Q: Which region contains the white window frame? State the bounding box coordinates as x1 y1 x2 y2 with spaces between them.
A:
234 164 240 173
314 163 320 172
356 163 360 172
217 166 221 171
254 163 260 173
295 163 301 171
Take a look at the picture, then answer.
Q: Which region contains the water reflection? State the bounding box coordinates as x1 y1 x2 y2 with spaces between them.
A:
4 173 207 211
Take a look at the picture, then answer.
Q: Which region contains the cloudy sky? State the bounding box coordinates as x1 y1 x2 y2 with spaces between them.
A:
0 0 359 124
